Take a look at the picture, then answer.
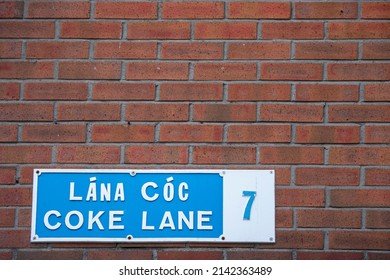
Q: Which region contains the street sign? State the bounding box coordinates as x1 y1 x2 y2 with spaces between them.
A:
31 169 275 243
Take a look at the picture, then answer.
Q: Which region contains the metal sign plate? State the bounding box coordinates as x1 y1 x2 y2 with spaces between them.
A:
31 169 275 243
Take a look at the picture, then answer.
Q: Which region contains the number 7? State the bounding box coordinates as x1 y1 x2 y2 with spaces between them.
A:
242 191 256 220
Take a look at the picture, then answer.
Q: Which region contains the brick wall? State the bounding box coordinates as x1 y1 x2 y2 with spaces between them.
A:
0 0 389 260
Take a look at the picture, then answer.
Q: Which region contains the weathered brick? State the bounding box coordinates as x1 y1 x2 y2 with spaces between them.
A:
261 146 324 164
57 146 120 164
126 103 189 122
295 2 357 19
331 189 390 207
297 209 361 228
363 42 390 60
228 83 291 101
227 250 292 260
162 2 224 19
365 168 390 186
329 147 390 165
93 83 155 101
193 146 256 164
328 63 390 81
295 42 358 60
0 145 51 164
26 41 89 59
91 124 155 143
87 250 153 260
0 83 19 100
160 83 223 101
162 43 223 60
364 84 390 101
329 231 390 250
59 62 121 80
329 104 390 122
260 104 323 122
229 42 290 60
262 22 324 39
257 230 324 249
126 62 188 80
195 22 257 40
0 104 53 121
362 2 390 19
365 126 390 143
28 1 90 18
158 250 223 260
297 251 363 260
194 63 257 81
95 42 157 59
193 104 256 122
0 62 54 79
128 22 190 40
295 125 360 144
125 145 188 164
58 103 121 121
16 250 84 260
22 124 86 143
368 253 390 260
0 1 23 18
24 82 88 100
296 84 358 102
95 2 157 19
295 167 360 186
0 21 54 38
0 230 30 248
0 42 22 58
366 211 390 229
0 188 31 206
261 63 323 81
0 208 15 227
329 22 390 39
0 125 17 142
276 188 325 207
228 124 291 143
160 124 223 143
0 167 16 184
61 21 122 39
229 2 290 19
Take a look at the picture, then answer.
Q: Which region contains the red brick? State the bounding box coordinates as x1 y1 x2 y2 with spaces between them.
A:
0 83 19 100
162 2 224 19
59 62 121 80
274 167 291 186
87 250 152 260
276 209 293 228
160 124 223 143
193 146 256 165
295 2 357 19
368 253 390 260
58 103 121 121
61 21 122 39
0 1 23 18
57 146 120 164
26 41 89 59
295 125 360 144
328 63 390 81
329 22 390 39
276 188 325 207
331 189 390 207
0 167 16 184
0 42 22 58
362 2 390 19
229 2 290 19
295 42 358 60
24 82 88 100
22 124 86 143
0 229 30 248
0 21 54 38
363 42 390 60
0 62 54 79
297 209 361 228
329 104 390 122
160 83 223 101
365 126 390 143
95 42 157 59
0 104 53 121
262 22 324 39
18 208 31 227
364 84 390 102
295 167 360 186
257 230 323 249
162 43 223 60
0 188 31 207
0 146 51 164
229 42 290 60
228 124 291 143
365 168 390 186
0 125 17 142
261 146 323 165
366 211 390 229
92 124 154 143
261 63 323 81
126 62 188 80
195 22 257 40
227 250 292 260
193 104 256 122
128 22 190 40
93 83 155 101
296 84 358 102
329 231 390 250
260 104 323 122
158 250 223 260
16 250 84 260
125 145 188 164
228 83 291 101
194 63 257 81
0 208 15 227
329 147 390 165
297 251 363 260
28 1 90 18
95 2 157 19
126 103 188 122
